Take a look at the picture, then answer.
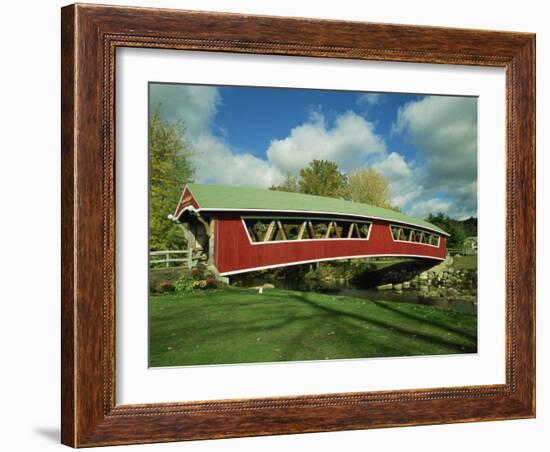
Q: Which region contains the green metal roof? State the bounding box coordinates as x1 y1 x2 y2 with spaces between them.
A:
186 183 449 236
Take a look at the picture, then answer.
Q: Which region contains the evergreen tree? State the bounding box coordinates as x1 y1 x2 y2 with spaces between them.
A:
425 212 473 248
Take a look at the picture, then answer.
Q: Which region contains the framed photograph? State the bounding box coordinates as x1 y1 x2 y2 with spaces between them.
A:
61 3 535 447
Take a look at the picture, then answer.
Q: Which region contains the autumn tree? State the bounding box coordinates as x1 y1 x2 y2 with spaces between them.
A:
271 161 399 211
270 173 300 193
298 159 348 198
149 107 195 251
347 168 392 208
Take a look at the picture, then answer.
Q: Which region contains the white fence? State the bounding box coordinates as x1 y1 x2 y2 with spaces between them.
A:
149 250 189 268
447 247 477 256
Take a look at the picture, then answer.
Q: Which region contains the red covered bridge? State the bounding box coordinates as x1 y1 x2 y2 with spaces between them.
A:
169 184 449 276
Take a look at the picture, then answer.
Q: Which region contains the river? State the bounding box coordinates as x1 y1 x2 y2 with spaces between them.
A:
235 277 477 316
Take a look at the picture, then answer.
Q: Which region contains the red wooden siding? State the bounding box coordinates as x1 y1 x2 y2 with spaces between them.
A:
215 217 446 275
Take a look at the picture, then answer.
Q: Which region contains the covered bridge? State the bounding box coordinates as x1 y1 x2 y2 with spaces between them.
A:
169 184 449 276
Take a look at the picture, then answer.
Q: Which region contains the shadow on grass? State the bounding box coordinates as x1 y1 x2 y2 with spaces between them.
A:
285 292 476 353
150 289 477 366
370 300 477 342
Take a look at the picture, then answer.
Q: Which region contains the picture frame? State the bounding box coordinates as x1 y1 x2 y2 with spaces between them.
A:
61 3 535 447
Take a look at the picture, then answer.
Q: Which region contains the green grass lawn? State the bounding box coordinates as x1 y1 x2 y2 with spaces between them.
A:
451 255 478 270
149 288 477 367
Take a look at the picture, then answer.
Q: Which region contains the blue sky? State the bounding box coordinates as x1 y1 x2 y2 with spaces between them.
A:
211 87 418 161
150 83 477 219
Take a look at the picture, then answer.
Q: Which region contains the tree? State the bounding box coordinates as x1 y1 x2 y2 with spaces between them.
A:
270 173 300 193
425 212 470 248
298 159 348 198
149 106 195 251
447 223 467 248
347 168 392 208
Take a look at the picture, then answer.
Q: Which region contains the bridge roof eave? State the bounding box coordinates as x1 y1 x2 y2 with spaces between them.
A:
195 207 451 237
184 183 450 237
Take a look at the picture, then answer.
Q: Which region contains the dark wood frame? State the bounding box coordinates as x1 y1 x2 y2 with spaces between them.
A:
61 3 536 447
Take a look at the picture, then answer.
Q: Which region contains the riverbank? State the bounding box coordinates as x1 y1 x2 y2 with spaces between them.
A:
149 287 477 367
372 255 477 302
229 257 477 314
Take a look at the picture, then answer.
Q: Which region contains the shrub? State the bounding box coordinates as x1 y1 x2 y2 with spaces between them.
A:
174 275 195 292
158 281 175 293
205 278 220 289
174 274 221 292
192 280 208 290
190 267 205 279
150 280 175 293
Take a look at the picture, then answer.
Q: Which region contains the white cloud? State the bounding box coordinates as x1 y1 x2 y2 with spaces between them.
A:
151 84 284 188
373 151 411 179
357 93 385 107
407 196 476 220
191 134 283 188
394 95 477 187
150 85 477 219
392 95 478 218
407 198 452 218
266 111 385 175
371 152 424 211
193 109 387 189
149 84 220 141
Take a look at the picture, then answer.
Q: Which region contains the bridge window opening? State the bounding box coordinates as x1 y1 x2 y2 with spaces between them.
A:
390 225 440 247
246 220 269 242
391 226 401 240
400 228 409 240
341 222 356 239
310 220 328 239
430 234 441 247
281 220 303 240
244 218 371 243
